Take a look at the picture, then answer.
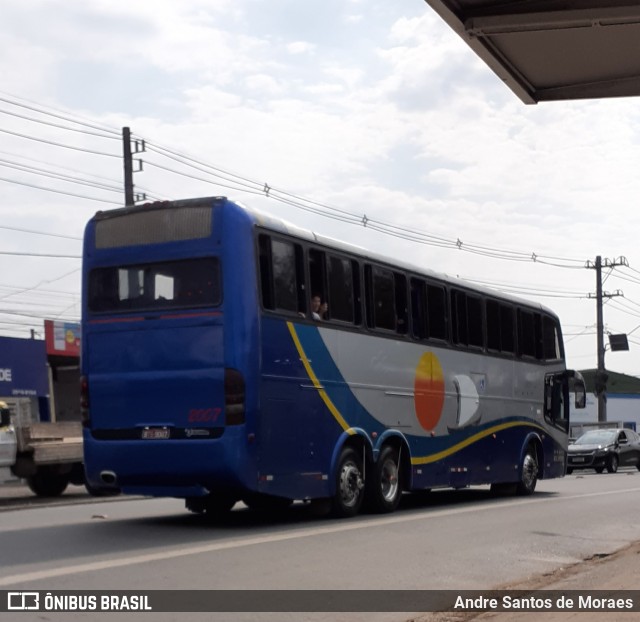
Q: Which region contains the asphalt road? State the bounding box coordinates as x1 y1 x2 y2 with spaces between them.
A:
2 470 640 622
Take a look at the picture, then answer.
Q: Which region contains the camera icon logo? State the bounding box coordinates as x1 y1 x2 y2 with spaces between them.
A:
8 592 40 610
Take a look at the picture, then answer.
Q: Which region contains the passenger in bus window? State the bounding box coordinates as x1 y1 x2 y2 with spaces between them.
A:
310 294 328 320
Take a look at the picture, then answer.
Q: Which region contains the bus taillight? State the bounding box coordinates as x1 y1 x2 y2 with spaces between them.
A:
80 375 91 427
224 368 245 425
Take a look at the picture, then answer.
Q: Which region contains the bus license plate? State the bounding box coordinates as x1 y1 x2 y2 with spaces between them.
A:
141 428 170 440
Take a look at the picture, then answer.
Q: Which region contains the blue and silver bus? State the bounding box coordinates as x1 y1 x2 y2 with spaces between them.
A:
81 197 585 517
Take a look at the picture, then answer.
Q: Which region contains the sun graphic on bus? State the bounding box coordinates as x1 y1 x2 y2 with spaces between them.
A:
414 351 445 431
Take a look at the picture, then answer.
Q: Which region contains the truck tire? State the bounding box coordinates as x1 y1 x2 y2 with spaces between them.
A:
27 467 70 497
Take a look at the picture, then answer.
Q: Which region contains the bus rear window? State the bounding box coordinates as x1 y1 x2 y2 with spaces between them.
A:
89 257 221 313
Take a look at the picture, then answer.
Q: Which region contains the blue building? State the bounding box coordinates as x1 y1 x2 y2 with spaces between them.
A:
0 335 51 421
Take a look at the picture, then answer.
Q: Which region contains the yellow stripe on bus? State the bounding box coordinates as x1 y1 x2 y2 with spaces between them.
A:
287 321 544 461
411 420 546 465
287 322 353 434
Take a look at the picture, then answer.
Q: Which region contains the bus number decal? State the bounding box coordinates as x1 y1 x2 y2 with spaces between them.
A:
188 408 222 423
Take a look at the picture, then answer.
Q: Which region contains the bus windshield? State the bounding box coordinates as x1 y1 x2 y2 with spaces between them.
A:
88 257 221 313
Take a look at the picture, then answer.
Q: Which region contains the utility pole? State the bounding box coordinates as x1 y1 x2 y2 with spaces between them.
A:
586 255 627 422
122 127 146 207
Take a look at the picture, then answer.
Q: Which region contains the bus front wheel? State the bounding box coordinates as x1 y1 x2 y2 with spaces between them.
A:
332 447 365 518
366 445 402 513
516 445 539 495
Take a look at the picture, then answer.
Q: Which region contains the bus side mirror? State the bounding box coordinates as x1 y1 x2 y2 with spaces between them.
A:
0 407 10 427
570 372 586 409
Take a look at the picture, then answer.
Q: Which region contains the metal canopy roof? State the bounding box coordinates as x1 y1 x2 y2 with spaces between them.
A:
424 1 640 104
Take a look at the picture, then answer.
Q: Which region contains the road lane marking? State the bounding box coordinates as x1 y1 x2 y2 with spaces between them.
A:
2 485 640 587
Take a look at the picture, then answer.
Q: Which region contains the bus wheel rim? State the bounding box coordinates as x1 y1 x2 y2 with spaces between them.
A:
380 458 399 502
522 453 537 489
339 462 362 508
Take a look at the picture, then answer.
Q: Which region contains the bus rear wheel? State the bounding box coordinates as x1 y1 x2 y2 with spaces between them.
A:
516 445 538 495
332 447 365 518
366 445 402 513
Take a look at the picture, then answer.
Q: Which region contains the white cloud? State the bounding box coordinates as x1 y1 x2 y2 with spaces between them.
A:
286 41 316 55
0 0 639 375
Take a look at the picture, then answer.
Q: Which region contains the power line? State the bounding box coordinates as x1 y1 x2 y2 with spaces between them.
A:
143 160 265 197
0 268 81 303
0 225 82 241
0 175 121 205
0 126 119 158
0 92 619 273
0 250 80 258
0 107 119 140
0 91 595 270
0 92 120 137
0 159 122 194
0 147 162 200
141 136 589 268
0 308 80 321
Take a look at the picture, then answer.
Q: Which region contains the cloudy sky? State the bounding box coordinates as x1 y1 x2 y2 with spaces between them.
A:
2 0 640 376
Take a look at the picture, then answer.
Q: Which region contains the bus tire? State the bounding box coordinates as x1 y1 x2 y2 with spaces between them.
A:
367 445 402 513
516 444 538 495
332 447 365 518
27 468 69 497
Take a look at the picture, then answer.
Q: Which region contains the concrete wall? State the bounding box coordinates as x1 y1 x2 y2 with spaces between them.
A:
570 393 640 429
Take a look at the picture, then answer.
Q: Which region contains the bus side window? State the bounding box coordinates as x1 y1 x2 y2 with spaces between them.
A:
487 300 515 355
451 289 484 349
352 260 362 325
394 271 408 335
308 248 328 318
365 265 395 331
518 309 544 359
501 304 515 354
411 278 428 340
327 254 358 324
259 234 306 315
427 283 448 341
259 235 275 310
542 315 563 360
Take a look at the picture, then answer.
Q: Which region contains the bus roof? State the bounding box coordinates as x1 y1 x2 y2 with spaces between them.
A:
93 196 560 319
236 200 560 318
